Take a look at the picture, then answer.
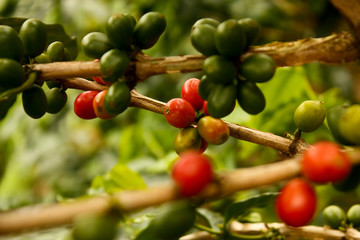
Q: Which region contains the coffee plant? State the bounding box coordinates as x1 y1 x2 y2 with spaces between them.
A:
1 0 360 240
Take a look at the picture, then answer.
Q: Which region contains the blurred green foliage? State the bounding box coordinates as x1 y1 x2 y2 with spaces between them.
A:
0 0 359 239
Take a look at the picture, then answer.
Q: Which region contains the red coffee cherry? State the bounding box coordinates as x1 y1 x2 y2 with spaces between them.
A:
172 151 213 197
202 100 209 116
275 178 317 227
93 90 115 120
164 98 195 128
181 78 204 110
74 91 99 119
302 141 351 184
92 76 109 85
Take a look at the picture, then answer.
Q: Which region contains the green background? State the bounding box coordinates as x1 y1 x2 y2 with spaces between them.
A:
0 0 359 239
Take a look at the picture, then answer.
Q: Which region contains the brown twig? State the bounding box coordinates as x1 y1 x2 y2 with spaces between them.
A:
181 222 360 240
28 32 360 82
59 77 308 155
246 32 360 67
1 149 360 235
0 156 301 234
131 88 309 155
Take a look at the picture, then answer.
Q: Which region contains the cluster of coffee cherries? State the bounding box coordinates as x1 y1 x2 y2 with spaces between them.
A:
0 18 73 119
74 12 166 120
191 17 276 118
322 204 360 230
164 78 230 154
275 141 351 227
293 100 360 147
163 77 231 197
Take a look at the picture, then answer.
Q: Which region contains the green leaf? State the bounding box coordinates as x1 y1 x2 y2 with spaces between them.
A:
118 125 142 163
195 210 212 228
319 87 348 110
255 67 316 132
224 192 278 224
89 164 146 195
0 0 19 17
238 211 262 223
0 17 77 59
0 17 25 31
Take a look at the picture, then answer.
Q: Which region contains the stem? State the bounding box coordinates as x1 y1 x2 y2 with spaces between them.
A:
0 156 300 234
54 76 309 155
227 232 271 240
245 32 360 67
194 223 222 236
182 222 360 240
27 32 360 82
228 222 360 240
0 149 359 234
0 71 39 102
288 128 303 155
225 121 308 155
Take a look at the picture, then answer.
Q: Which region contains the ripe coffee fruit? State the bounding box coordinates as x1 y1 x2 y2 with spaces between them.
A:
197 116 229 145
240 54 276 83
93 90 115 120
322 205 346 229
338 104 360 145
0 25 23 61
294 100 326 132
333 165 360 192
22 85 48 119
302 141 351 183
174 127 202 154
172 151 213 197
181 78 204 110
164 98 195 128
202 100 209 116
74 91 99 119
19 18 47 58
275 178 316 227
